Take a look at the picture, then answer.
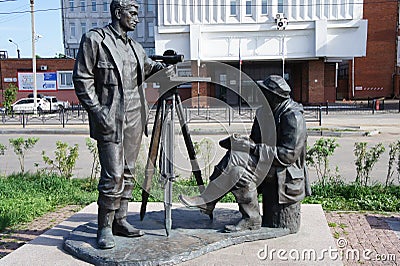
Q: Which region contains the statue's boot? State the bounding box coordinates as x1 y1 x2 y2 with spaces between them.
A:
224 187 262 232
112 199 144 237
180 164 237 217
179 194 216 216
97 208 115 249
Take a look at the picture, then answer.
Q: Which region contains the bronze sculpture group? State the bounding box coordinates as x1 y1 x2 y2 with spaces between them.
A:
73 0 310 250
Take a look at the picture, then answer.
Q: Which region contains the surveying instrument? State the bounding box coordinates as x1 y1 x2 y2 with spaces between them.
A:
140 52 211 236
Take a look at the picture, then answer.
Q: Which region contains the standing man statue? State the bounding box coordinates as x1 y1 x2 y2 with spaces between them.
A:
73 0 165 249
180 75 310 232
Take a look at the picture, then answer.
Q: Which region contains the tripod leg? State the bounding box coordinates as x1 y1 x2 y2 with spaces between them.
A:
140 101 163 221
163 97 174 236
175 93 205 193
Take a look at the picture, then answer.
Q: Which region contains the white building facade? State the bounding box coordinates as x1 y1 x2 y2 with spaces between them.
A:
155 0 368 104
61 0 157 58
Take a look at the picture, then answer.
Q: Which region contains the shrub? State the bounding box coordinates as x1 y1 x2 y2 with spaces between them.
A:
0 143 6 156
386 140 400 186
42 141 79 179
85 137 100 184
306 137 340 185
9 137 39 173
354 142 385 186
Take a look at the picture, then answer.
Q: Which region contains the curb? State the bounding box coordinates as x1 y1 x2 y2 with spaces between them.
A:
0 127 377 137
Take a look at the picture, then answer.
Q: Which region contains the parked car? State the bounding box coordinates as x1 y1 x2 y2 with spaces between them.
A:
44 96 70 111
11 98 51 113
27 94 70 112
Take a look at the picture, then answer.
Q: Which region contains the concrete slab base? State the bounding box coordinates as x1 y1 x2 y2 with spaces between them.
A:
64 208 290 265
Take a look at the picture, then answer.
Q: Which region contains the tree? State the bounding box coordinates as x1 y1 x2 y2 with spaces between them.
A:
3 84 18 113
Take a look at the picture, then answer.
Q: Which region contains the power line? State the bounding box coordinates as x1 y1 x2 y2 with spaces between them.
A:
0 4 29 24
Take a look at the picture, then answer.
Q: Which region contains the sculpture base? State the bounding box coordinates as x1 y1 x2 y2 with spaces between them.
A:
63 207 290 265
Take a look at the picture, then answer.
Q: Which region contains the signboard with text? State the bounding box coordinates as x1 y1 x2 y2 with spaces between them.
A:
17 72 57 91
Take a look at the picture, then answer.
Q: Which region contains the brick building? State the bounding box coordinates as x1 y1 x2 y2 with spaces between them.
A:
337 0 400 100
0 58 78 106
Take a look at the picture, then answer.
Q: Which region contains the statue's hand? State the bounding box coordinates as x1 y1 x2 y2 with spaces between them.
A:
220 134 257 154
93 106 113 133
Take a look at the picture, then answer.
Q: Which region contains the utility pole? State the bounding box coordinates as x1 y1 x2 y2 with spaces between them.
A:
276 13 288 78
30 0 37 114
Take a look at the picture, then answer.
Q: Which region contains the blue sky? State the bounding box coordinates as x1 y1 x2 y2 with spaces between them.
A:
0 0 64 58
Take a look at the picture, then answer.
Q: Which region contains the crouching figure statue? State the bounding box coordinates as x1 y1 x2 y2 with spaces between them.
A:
179 75 311 233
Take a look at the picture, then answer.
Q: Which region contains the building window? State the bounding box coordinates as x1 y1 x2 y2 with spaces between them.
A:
137 22 144 38
148 22 154 37
81 22 87 35
92 22 97 28
58 71 74 90
91 0 97 11
245 0 252 15
148 0 154 12
261 0 268 15
80 0 86 12
278 0 283 13
145 47 155 56
69 0 74 11
103 1 108 12
70 22 76 37
230 0 237 16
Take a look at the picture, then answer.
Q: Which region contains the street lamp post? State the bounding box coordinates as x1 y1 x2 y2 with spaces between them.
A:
30 0 37 114
8 39 20 58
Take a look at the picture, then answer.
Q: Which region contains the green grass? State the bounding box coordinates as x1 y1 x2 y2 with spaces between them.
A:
0 172 98 231
302 183 400 212
1 171 400 233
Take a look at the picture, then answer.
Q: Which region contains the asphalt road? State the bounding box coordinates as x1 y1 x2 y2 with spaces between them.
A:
0 113 399 185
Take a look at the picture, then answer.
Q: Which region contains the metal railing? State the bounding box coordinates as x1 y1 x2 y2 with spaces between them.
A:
1 99 399 128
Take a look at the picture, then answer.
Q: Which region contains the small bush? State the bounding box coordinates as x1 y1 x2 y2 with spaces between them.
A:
354 142 385 186
386 140 400 186
306 137 340 185
42 141 79 179
9 137 39 173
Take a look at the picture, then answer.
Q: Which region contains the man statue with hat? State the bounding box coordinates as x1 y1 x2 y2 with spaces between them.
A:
180 75 310 232
73 0 166 249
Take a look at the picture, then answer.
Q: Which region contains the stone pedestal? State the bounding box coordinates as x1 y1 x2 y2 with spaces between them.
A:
64 207 290 265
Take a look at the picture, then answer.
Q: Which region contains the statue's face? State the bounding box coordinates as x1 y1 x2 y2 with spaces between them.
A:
117 4 139 32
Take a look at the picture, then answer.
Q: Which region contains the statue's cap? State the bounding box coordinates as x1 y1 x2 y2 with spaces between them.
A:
257 75 291 99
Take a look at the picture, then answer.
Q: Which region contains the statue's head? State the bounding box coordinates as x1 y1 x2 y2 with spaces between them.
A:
110 0 140 31
257 75 291 110
110 0 139 15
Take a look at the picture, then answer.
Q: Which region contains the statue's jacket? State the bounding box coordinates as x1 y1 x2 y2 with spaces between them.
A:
251 99 311 204
73 25 163 143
